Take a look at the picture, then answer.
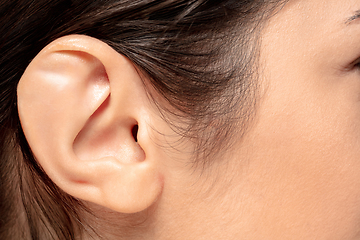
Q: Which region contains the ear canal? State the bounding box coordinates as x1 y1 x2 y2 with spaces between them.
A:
17 35 163 214
132 124 139 142
73 100 145 164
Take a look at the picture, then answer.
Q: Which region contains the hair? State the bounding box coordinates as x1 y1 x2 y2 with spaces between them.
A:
0 0 286 239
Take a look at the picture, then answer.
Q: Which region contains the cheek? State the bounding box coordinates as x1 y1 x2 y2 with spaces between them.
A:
241 75 360 238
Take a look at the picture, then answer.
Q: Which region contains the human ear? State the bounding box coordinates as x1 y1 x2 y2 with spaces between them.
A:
17 35 163 213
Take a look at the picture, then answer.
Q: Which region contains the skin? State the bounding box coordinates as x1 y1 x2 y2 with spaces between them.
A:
18 0 360 239
145 0 360 239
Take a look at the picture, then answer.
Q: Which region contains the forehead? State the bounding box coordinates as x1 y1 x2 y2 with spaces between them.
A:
261 0 360 74
279 0 360 27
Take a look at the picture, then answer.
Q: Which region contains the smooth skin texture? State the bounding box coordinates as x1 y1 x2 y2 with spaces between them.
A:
17 0 360 239
156 0 360 239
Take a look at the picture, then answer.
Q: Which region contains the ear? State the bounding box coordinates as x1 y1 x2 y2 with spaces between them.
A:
17 35 163 213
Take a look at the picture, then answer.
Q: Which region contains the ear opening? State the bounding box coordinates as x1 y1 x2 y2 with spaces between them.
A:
132 124 139 142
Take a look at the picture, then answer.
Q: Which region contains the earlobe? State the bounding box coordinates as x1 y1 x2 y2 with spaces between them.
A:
17 35 163 213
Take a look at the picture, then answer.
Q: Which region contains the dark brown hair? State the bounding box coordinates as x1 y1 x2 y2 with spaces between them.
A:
0 0 285 239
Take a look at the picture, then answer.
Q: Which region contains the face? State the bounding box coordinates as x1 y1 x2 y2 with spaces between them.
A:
157 0 360 239
241 0 360 238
